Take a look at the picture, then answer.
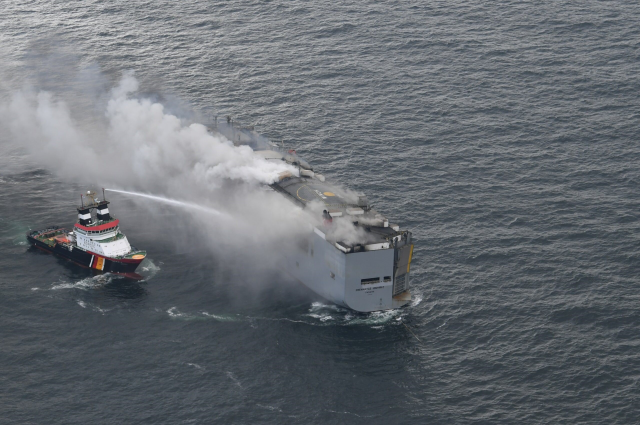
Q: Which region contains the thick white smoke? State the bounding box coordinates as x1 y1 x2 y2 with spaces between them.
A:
0 72 320 282
2 72 298 191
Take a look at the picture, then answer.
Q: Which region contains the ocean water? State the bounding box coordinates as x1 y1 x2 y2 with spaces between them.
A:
1 1 640 423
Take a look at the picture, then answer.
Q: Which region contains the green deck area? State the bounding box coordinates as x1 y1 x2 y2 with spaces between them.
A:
123 250 147 259
98 233 125 243
34 230 67 247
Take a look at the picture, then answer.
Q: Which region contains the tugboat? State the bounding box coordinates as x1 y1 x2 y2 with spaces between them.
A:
27 189 146 275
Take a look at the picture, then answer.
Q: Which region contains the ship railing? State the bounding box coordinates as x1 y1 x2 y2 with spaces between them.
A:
95 233 125 243
35 228 66 240
114 249 146 260
81 217 117 227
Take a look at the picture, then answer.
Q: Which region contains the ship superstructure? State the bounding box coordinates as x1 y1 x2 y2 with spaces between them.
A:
27 190 146 275
213 118 414 312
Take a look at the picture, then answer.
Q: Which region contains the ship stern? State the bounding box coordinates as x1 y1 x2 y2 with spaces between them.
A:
343 241 413 312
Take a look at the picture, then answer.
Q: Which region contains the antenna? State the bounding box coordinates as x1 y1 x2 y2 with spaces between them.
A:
81 194 84 208
102 188 106 202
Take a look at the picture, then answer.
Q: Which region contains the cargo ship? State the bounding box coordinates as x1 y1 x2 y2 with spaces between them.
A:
214 117 414 312
27 190 146 275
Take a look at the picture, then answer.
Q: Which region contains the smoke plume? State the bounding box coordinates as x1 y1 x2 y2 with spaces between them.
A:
0 71 320 281
2 72 297 190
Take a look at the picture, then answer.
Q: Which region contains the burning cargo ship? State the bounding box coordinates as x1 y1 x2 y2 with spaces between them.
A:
214 118 414 312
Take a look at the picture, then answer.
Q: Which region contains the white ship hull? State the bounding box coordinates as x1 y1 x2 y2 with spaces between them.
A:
285 228 412 313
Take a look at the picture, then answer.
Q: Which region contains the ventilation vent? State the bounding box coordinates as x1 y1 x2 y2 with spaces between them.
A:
393 274 408 295
361 277 380 285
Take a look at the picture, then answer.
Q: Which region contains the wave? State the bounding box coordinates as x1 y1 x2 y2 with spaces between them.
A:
51 273 118 290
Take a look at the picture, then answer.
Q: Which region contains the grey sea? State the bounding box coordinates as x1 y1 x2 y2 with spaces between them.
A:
1 1 640 423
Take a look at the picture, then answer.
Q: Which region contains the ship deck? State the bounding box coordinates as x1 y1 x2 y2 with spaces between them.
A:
29 227 68 247
210 121 411 250
272 176 404 247
272 176 351 208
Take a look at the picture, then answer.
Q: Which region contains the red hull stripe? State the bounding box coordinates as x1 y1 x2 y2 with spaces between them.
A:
75 219 120 232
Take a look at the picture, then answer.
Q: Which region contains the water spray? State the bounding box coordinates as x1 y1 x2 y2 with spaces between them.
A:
105 188 225 217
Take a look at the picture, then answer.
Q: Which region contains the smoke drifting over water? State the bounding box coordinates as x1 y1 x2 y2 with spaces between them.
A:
2 72 297 189
0 71 317 277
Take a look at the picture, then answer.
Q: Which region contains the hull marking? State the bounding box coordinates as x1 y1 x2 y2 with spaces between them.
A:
407 244 414 273
94 256 105 271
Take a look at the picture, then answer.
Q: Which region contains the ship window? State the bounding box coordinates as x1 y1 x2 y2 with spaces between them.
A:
383 276 392 282
361 277 380 285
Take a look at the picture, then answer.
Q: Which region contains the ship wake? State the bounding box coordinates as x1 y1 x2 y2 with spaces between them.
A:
164 302 410 328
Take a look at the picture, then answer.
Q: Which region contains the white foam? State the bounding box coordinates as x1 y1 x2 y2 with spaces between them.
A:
226 371 243 388
77 300 87 308
51 274 114 291
437 319 449 329
138 259 160 280
307 313 334 322
167 306 185 318
343 309 403 326
326 410 378 418
201 311 237 322
309 302 345 313
187 363 203 370
257 404 283 412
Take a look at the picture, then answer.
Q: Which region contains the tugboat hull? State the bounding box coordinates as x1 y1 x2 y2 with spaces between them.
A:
27 233 144 274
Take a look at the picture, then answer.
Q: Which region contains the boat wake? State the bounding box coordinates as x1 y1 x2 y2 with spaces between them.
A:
76 299 111 314
165 307 240 322
164 301 410 328
306 301 405 326
51 273 119 290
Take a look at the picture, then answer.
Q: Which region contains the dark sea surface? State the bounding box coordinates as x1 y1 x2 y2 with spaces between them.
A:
1 1 640 423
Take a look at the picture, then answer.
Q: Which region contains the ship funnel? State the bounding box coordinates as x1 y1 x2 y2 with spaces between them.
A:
96 201 111 221
78 207 92 226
